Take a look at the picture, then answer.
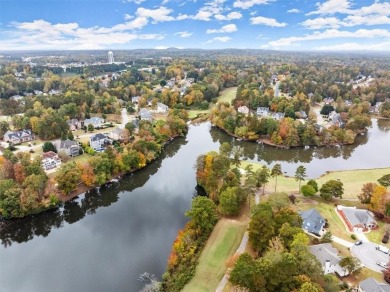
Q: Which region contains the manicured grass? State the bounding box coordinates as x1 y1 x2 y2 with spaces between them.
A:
188 110 210 119
345 267 384 287
217 87 237 104
182 219 246 292
366 221 390 245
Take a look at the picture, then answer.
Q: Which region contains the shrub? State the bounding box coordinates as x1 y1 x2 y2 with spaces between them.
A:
301 184 316 197
307 179 319 192
382 234 389 244
351 234 357 240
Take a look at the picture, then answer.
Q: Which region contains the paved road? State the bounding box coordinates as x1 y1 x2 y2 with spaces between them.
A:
351 242 390 273
332 236 354 248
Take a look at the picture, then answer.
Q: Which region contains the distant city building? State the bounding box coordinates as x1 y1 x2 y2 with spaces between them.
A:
108 51 114 64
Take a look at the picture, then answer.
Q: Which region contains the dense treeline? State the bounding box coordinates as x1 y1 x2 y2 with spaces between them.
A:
162 145 248 291
230 201 333 292
0 109 188 218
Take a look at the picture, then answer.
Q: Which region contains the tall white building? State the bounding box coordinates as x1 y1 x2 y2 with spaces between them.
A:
108 51 114 64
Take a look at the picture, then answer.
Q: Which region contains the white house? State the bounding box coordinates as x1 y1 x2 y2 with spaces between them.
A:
157 103 169 113
139 108 153 121
41 151 61 170
66 119 83 131
56 139 80 157
337 205 377 232
3 130 34 144
90 133 111 151
237 106 249 115
108 128 126 141
84 117 105 129
256 107 270 118
309 243 349 277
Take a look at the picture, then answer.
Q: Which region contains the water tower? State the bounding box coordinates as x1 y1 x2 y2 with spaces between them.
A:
108 51 114 64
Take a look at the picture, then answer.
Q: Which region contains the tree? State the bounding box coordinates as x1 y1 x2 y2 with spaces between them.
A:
87 124 94 132
301 184 316 197
185 196 218 234
0 121 10 140
56 162 81 195
320 104 334 116
320 180 344 201
320 231 333 243
268 192 290 211
219 187 245 216
248 203 274 254
358 182 377 204
339 256 361 275
324 274 341 292
371 185 388 213
42 141 57 153
259 165 270 195
307 179 318 192
295 165 306 194
378 174 390 189
271 163 283 192
229 253 259 291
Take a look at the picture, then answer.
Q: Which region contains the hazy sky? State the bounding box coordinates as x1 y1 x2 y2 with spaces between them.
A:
0 0 389 51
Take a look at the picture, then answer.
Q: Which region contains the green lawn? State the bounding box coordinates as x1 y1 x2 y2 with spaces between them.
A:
182 219 246 292
217 87 237 104
296 200 353 241
188 110 210 119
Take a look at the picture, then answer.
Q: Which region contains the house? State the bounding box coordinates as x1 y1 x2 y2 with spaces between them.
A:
48 89 62 95
10 95 24 101
66 119 83 131
90 133 111 152
299 208 326 236
237 106 249 115
139 108 153 121
132 96 141 104
41 151 61 170
3 130 34 144
34 90 43 95
299 111 308 119
309 243 349 277
108 127 126 140
271 112 285 121
157 103 169 113
359 277 390 292
56 139 80 157
337 205 377 232
324 97 334 104
256 107 270 118
84 117 105 129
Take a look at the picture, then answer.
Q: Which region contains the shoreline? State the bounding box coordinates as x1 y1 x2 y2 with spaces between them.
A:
0 135 181 221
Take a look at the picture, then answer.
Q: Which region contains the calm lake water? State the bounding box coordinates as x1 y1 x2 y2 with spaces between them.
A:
1 119 389 292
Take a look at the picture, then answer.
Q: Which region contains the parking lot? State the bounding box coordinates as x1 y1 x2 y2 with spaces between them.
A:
351 241 390 273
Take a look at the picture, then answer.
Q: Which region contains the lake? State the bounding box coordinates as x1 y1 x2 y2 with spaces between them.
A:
1 119 389 291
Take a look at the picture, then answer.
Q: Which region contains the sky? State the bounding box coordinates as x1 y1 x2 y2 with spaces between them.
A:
0 0 389 51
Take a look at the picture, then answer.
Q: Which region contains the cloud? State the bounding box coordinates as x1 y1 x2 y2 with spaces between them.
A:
264 28 390 48
307 0 353 15
206 24 237 33
301 17 340 29
206 36 232 43
250 16 287 27
174 31 192 38
214 11 242 20
233 0 272 9
123 0 145 4
191 0 226 21
314 41 390 51
123 14 134 20
136 6 175 23
2 19 164 50
287 8 300 13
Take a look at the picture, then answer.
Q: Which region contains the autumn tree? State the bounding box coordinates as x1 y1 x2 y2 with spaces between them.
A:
371 185 388 213
218 187 245 216
358 182 377 204
248 203 274 254
42 141 57 153
56 162 81 195
339 256 361 276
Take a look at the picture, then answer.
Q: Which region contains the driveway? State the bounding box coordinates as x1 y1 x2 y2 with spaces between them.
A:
351 242 390 273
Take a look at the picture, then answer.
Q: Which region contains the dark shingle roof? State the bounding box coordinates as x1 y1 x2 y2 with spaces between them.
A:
299 208 326 234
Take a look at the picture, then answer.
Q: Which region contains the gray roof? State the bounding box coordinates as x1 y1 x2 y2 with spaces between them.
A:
140 108 152 120
90 133 108 142
309 243 341 266
360 277 390 292
58 139 78 149
4 129 33 139
299 208 326 235
343 208 376 227
85 117 104 125
111 127 124 134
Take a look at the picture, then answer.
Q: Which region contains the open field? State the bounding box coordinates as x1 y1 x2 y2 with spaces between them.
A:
182 218 247 292
217 87 237 104
240 161 390 200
